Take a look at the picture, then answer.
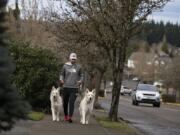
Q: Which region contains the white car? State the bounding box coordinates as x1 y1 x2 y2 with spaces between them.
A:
132 84 161 107
120 86 132 96
132 77 139 81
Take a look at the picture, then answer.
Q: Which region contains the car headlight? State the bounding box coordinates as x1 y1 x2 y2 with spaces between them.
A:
136 92 143 99
156 92 160 97
136 92 142 97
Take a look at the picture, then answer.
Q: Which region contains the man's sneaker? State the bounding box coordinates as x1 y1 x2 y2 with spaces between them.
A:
68 117 73 123
64 115 69 121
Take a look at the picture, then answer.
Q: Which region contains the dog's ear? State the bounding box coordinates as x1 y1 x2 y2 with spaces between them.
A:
85 88 89 93
92 89 96 94
52 86 55 91
57 87 60 92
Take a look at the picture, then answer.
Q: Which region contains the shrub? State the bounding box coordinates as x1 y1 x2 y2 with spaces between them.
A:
9 41 61 111
162 94 176 103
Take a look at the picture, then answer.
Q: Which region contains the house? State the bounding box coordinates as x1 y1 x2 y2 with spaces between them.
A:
127 51 172 83
127 52 157 69
154 55 172 67
128 51 172 69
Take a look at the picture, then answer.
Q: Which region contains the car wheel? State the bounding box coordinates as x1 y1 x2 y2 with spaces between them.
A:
132 100 135 105
132 100 138 106
135 101 139 106
134 96 139 106
121 93 124 96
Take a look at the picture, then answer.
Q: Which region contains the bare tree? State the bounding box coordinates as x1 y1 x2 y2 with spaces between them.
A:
6 0 62 60
172 56 180 101
51 0 170 121
133 47 156 82
162 56 180 100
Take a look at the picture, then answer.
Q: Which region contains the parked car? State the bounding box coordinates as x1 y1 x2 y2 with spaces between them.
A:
153 81 163 88
120 86 132 96
132 77 139 81
132 84 161 107
153 81 163 92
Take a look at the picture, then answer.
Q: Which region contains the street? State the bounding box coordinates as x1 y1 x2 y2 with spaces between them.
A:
100 94 180 135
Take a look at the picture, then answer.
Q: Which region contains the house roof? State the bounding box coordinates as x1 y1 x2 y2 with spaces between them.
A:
154 55 172 65
129 52 157 63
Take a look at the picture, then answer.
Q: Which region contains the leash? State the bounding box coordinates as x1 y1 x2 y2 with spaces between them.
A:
76 84 85 105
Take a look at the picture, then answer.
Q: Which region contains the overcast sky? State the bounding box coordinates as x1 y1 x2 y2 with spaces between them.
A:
148 0 180 24
8 0 180 24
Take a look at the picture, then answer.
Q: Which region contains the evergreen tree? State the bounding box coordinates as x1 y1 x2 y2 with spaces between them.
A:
141 21 180 47
0 0 30 132
161 35 169 54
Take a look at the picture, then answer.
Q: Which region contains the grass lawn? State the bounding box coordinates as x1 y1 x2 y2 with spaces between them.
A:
165 102 180 106
27 111 45 121
96 117 139 135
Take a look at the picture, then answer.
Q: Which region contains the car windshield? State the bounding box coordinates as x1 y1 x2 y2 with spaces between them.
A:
123 86 128 89
137 84 157 91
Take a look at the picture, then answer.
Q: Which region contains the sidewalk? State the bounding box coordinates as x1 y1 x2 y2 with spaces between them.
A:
0 103 121 135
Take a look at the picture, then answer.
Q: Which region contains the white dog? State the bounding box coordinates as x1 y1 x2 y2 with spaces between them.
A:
50 86 62 122
79 89 95 124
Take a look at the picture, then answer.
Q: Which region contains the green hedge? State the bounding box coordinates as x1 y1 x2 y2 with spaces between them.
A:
9 41 61 111
162 94 176 103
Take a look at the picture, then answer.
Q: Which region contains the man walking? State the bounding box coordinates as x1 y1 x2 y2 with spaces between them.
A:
60 53 83 123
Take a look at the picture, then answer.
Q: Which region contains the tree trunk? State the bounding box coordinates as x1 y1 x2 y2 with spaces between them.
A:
94 70 103 109
108 44 126 121
103 79 106 97
83 71 95 91
178 89 180 102
103 80 106 90
108 64 124 121
108 71 122 121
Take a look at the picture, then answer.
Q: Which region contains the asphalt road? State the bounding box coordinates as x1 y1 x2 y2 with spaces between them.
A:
100 94 180 135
